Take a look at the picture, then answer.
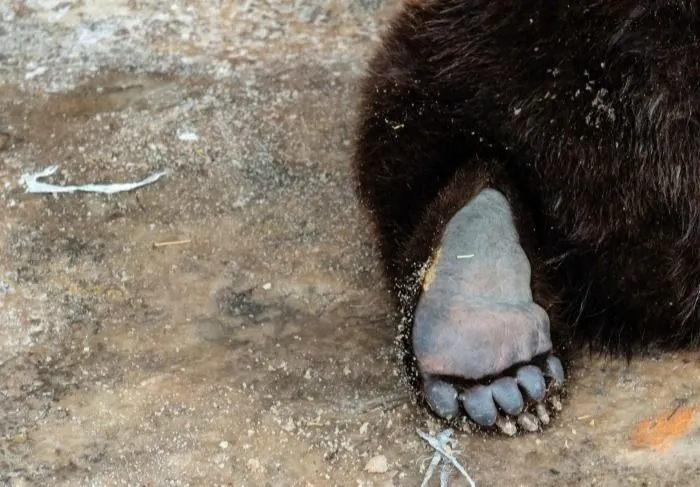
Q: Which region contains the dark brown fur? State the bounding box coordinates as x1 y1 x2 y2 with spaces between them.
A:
352 0 700 363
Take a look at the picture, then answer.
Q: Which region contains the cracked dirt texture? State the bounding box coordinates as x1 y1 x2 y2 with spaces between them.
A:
1 1 700 486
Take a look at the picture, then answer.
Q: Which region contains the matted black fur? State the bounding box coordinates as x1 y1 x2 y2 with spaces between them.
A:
352 0 700 387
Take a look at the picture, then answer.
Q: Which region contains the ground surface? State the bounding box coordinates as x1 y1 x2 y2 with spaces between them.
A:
1 1 700 486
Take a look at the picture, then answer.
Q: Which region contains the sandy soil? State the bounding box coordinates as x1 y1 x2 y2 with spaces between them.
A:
1 1 700 486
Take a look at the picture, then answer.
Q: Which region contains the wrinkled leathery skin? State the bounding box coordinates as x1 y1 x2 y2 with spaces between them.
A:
414 189 564 426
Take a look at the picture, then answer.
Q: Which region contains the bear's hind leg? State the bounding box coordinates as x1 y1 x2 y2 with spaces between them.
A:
406 178 565 433
352 2 566 433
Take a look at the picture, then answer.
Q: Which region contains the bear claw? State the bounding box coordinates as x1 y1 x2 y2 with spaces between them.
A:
422 356 565 433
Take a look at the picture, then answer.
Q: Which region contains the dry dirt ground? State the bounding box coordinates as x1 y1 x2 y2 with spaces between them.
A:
1 1 700 486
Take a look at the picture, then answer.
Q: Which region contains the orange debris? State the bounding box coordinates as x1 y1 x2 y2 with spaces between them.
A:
630 407 699 451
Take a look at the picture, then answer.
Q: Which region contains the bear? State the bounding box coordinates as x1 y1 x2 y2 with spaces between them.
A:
352 0 700 433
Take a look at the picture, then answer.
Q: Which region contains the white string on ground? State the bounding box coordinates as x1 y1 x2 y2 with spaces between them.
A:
417 428 476 487
420 444 443 487
21 166 168 194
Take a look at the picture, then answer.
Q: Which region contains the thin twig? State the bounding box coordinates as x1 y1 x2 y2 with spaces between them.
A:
667 397 689 420
152 239 191 248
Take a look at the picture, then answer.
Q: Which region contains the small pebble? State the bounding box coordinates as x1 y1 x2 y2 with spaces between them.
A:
178 131 199 141
247 458 264 473
25 66 47 80
282 418 295 432
364 454 389 474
